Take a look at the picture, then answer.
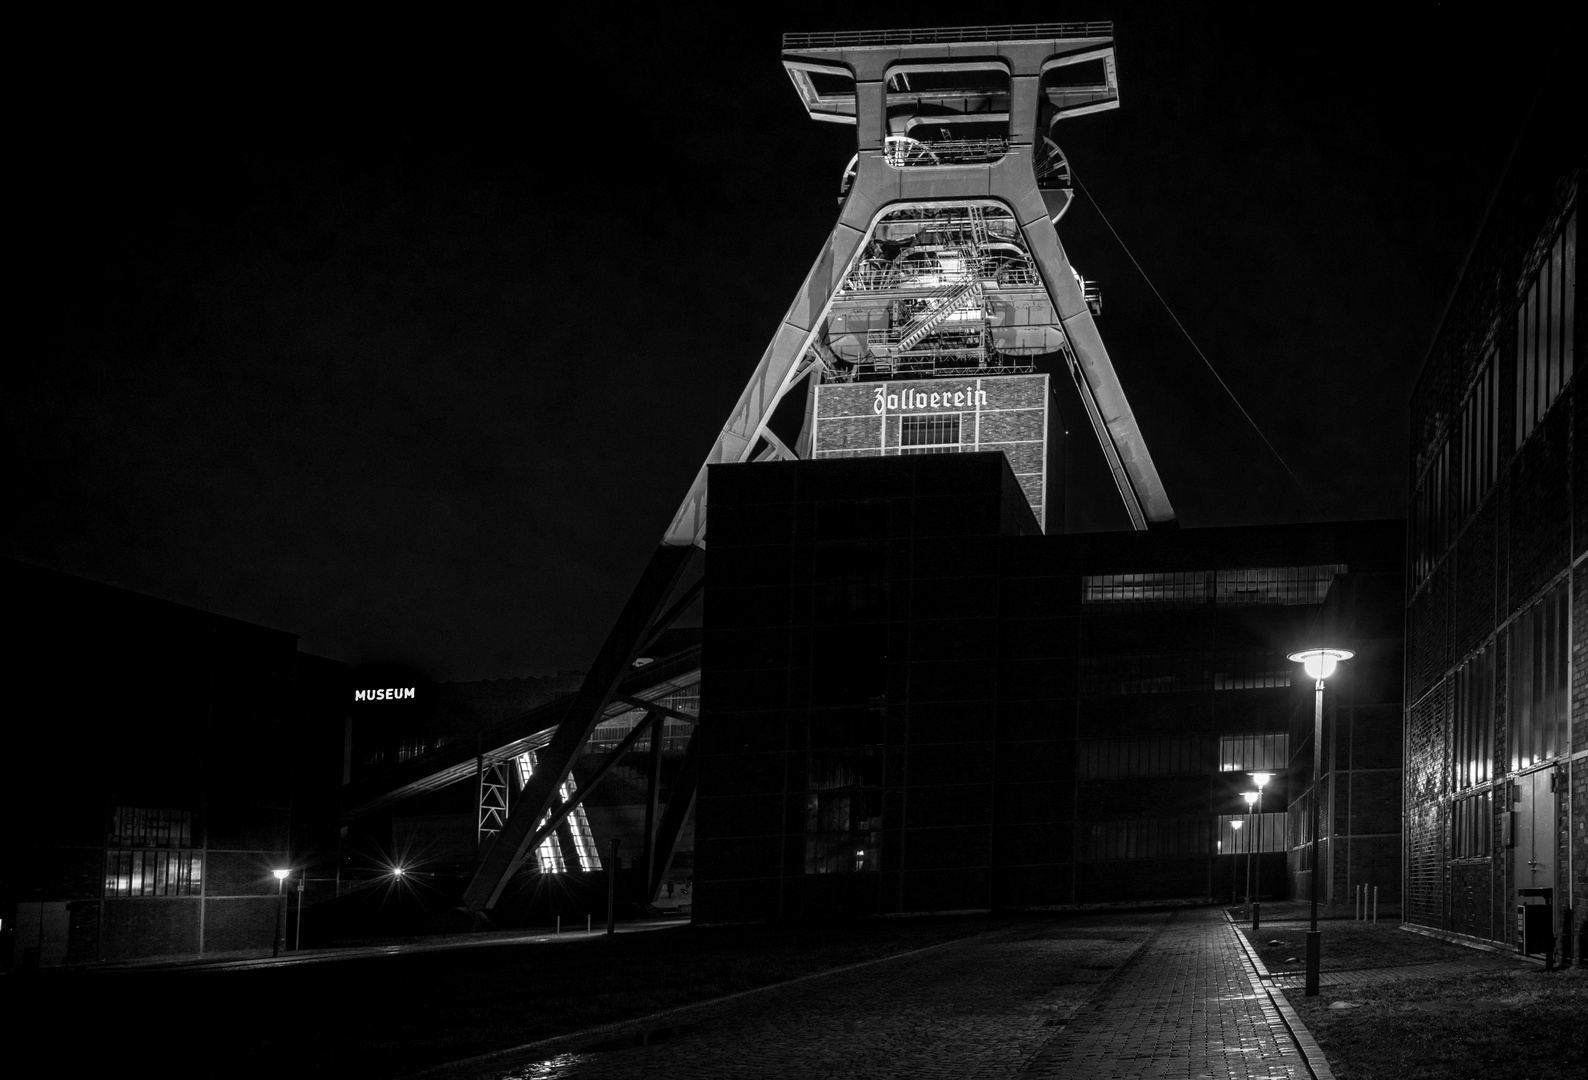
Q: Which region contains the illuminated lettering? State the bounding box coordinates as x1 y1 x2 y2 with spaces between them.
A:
867 383 987 414
354 687 416 703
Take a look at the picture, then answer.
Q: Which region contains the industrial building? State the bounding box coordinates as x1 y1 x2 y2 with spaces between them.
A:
4 558 346 967
1402 61 1582 963
431 23 1413 926
693 453 1401 919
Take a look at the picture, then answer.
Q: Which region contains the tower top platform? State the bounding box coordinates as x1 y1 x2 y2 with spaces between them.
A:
782 22 1117 132
783 22 1112 51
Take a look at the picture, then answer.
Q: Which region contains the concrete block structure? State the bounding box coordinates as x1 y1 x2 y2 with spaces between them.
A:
1402 63 1582 960
694 453 1402 920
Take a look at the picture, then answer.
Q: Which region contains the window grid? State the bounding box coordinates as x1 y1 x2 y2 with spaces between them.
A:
1082 565 1346 608
1458 354 1498 520
899 413 962 454
1216 812 1286 854
1453 646 1494 790
1218 734 1290 773
1515 210 1576 449
1078 737 1208 778
105 850 203 898
1411 442 1450 584
1508 583 1570 772
1452 790 1493 858
106 807 201 898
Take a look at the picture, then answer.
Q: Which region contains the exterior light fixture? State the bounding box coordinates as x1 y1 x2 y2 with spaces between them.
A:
1289 647 1352 683
1242 789 1262 928
1288 646 1353 996
271 868 291 958
393 866 406 877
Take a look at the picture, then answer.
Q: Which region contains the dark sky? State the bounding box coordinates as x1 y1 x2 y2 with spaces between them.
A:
6 3 1567 680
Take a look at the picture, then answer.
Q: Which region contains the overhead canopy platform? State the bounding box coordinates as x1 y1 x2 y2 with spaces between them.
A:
340 643 700 824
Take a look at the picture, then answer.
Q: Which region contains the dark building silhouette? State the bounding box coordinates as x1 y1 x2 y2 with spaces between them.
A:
694 454 1401 920
4 559 345 966
1403 66 1582 960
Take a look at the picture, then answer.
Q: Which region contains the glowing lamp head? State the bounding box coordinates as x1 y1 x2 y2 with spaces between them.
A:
1251 772 1273 790
393 866 405 877
272 868 290 881
1288 647 1354 682
1242 791 1260 808
1230 820 1243 830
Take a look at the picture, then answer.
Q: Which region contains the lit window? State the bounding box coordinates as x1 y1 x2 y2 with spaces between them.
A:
899 413 960 454
1218 734 1289 773
1451 791 1492 858
1515 210 1575 449
1508 583 1569 772
1452 646 1494 789
105 808 201 898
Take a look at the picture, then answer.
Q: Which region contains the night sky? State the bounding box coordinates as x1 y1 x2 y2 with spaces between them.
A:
7 4 1569 680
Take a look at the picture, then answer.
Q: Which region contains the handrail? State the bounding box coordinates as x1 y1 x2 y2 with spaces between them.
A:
784 23 1112 49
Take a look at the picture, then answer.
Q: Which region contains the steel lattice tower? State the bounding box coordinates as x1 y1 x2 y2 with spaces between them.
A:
462 23 1174 913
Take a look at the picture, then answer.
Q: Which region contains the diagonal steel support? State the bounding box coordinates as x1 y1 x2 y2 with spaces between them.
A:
463 544 696 911
616 695 699 724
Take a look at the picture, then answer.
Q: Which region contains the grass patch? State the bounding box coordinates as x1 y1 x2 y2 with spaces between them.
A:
11 915 998 1079
1290 968 1588 1079
1235 919 1484 972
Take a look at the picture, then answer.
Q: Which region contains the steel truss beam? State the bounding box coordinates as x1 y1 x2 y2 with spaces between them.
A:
462 544 697 911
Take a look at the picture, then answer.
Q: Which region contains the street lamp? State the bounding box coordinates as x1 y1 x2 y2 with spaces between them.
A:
1229 819 1243 906
1251 771 1273 920
1242 790 1260 926
272 868 290 957
1289 647 1353 997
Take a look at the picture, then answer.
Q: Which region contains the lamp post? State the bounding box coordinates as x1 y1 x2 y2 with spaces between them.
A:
1289 647 1353 997
1229 819 1243 906
1251 771 1273 920
1242 791 1260 928
272 868 290 957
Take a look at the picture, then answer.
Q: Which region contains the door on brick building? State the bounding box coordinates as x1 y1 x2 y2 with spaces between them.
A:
13 901 69 968
1512 768 1557 915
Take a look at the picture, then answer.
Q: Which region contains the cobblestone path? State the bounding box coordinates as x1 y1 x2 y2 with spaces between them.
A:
481 913 1160 1079
449 906 1319 1080
1022 907 1309 1080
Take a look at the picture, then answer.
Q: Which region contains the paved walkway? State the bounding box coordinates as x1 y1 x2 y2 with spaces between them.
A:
424 907 1320 1080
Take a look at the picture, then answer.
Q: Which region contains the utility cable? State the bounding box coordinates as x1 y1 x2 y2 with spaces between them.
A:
1070 168 1312 502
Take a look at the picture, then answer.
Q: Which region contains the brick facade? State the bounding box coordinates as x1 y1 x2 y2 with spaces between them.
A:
1403 73 1582 960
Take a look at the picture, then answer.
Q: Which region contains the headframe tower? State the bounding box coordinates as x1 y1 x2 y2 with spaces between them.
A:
462 23 1174 913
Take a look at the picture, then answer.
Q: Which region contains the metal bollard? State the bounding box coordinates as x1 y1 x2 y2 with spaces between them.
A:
556 915 561 936
1373 886 1378 924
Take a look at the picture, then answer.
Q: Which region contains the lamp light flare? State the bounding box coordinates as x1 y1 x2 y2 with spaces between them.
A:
1251 772 1273 789
1287 648 1354 682
1241 791 1259 807
272 868 290 880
